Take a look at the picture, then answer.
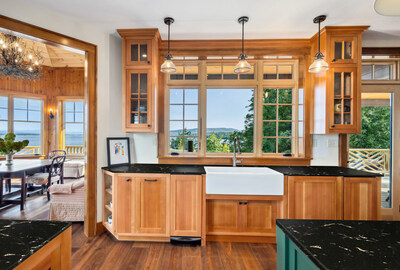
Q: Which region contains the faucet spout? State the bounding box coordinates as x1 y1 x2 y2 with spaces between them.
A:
233 137 242 167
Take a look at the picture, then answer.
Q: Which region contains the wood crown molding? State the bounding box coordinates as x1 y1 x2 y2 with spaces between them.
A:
310 26 370 42
117 28 161 40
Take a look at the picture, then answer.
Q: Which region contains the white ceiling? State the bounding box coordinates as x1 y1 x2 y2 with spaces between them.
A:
20 0 400 41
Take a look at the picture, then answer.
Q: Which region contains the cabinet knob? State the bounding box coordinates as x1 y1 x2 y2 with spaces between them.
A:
331 125 335 128
126 179 130 182
243 202 248 205
148 124 151 127
239 202 243 205
332 59 336 62
147 61 150 64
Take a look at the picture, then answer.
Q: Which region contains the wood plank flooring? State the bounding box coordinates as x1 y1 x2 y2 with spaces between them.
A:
0 191 278 269
71 225 277 270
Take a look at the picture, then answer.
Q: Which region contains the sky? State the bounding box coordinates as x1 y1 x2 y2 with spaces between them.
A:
206 88 254 131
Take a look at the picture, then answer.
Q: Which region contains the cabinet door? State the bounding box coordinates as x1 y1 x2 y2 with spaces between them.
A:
288 176 343 219
206 200 241 234
344 177 381 220
171 175 202 237
329 67 359 133
135 176 169 235
126 69 152 131
115 176 135 234
242 200 281 236
329 36 358 65
126 39 152 66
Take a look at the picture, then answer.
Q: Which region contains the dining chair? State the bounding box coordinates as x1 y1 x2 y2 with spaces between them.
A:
49 150 67 159
26 155 66 201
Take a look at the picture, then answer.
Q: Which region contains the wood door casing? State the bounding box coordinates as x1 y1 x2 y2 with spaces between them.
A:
344 177 381 220
135 175 169 235
171 175 202 237
206 200 241 234
288 176 343 220
115 176 135 234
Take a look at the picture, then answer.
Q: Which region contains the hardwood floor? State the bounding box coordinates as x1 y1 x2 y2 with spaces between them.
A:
71 225 277 270
0 191 278 269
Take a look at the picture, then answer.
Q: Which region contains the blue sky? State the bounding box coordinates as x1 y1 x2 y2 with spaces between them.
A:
207 88 254 131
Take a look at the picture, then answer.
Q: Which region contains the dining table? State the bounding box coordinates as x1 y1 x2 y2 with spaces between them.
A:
0 159 52 210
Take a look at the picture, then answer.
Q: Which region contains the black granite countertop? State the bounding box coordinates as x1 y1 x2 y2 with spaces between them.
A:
0 220 71 270
276 219 400 270
102 164 382 177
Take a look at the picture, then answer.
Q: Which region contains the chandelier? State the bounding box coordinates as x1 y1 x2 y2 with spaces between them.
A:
0 32 43 80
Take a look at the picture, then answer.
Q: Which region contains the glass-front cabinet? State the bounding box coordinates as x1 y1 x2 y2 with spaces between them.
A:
126 70 151 128
329 36 358 65
118 29 159 133
126 39 152 66
329 67 358 133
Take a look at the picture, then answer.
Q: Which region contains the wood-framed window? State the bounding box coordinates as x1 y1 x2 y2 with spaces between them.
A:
58 98 85 157
0 94 44 155
362 61 397 80
162 59 307 162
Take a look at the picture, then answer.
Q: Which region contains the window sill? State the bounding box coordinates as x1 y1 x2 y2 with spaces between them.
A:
158 155 312 166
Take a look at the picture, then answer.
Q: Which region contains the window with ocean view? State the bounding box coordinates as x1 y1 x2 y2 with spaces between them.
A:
0 96 7 138
13 98 43 155
64 101 84 154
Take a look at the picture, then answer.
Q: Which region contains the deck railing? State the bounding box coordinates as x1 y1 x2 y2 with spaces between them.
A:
17 146 41 155
65 145 84 155
348 148 390 174
17 145 84 156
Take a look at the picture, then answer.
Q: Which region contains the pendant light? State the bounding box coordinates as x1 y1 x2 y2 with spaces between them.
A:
161 17 176 73
308 15 329 73
234 16 251 74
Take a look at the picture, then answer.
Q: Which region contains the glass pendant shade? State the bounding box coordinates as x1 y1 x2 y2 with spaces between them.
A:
234 57 251 73
160 57 176 73
308 57 329 73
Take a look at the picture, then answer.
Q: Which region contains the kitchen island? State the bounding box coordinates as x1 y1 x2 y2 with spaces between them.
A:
0 220 71 270
276 219 400 270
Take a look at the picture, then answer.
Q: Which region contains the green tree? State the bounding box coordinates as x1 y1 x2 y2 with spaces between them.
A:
350 107 391 149
206 132 230 153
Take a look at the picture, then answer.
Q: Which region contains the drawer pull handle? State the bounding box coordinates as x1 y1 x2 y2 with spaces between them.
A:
145 179 158 182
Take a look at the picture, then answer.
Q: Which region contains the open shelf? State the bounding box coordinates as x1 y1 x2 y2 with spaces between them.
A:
105 189 112 195
105 204 112 212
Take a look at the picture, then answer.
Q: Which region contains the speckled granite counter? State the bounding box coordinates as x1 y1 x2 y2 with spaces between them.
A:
102 164 382 177
276 219 400 270
0 220 71 270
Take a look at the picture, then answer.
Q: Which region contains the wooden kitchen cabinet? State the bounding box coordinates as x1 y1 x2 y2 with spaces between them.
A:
115 175 135 234
311 26 367 134
328 67 359 133
126 39 153 66
125 69 153 130
118 29 160 133
344 177 381 220
207 199 283 236
136 175 170 235
288 176 343 220
171 175 202 237
207 200 242 234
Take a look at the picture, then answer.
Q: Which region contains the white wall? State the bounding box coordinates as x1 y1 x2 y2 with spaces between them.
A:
310 134 339 166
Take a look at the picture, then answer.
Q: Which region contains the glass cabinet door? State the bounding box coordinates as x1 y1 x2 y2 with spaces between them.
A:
331 68 357 131
126 40 152 66
127 70 151 127
330 36 357 64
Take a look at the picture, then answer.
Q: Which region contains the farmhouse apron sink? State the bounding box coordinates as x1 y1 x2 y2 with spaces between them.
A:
204 166 284 196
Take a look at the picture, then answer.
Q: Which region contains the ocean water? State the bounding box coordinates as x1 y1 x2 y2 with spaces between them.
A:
0 132 83 147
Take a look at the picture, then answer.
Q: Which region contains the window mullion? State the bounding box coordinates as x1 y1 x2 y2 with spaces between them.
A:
199 60 207 157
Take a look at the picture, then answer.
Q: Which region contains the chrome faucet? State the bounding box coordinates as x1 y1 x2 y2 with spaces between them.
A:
233 137 242 167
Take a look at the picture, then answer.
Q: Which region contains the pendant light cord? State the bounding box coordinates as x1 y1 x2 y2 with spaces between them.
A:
318 19 321 54
168 22 171 56
241 21 245 56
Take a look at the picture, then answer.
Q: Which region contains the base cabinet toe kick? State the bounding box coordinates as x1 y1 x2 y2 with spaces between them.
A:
102 169 381 245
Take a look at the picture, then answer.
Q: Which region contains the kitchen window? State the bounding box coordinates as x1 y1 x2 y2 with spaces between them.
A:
62 100 85 156
164 59 305 159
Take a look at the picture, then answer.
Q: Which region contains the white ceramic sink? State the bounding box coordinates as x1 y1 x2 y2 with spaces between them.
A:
205 166 284 196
